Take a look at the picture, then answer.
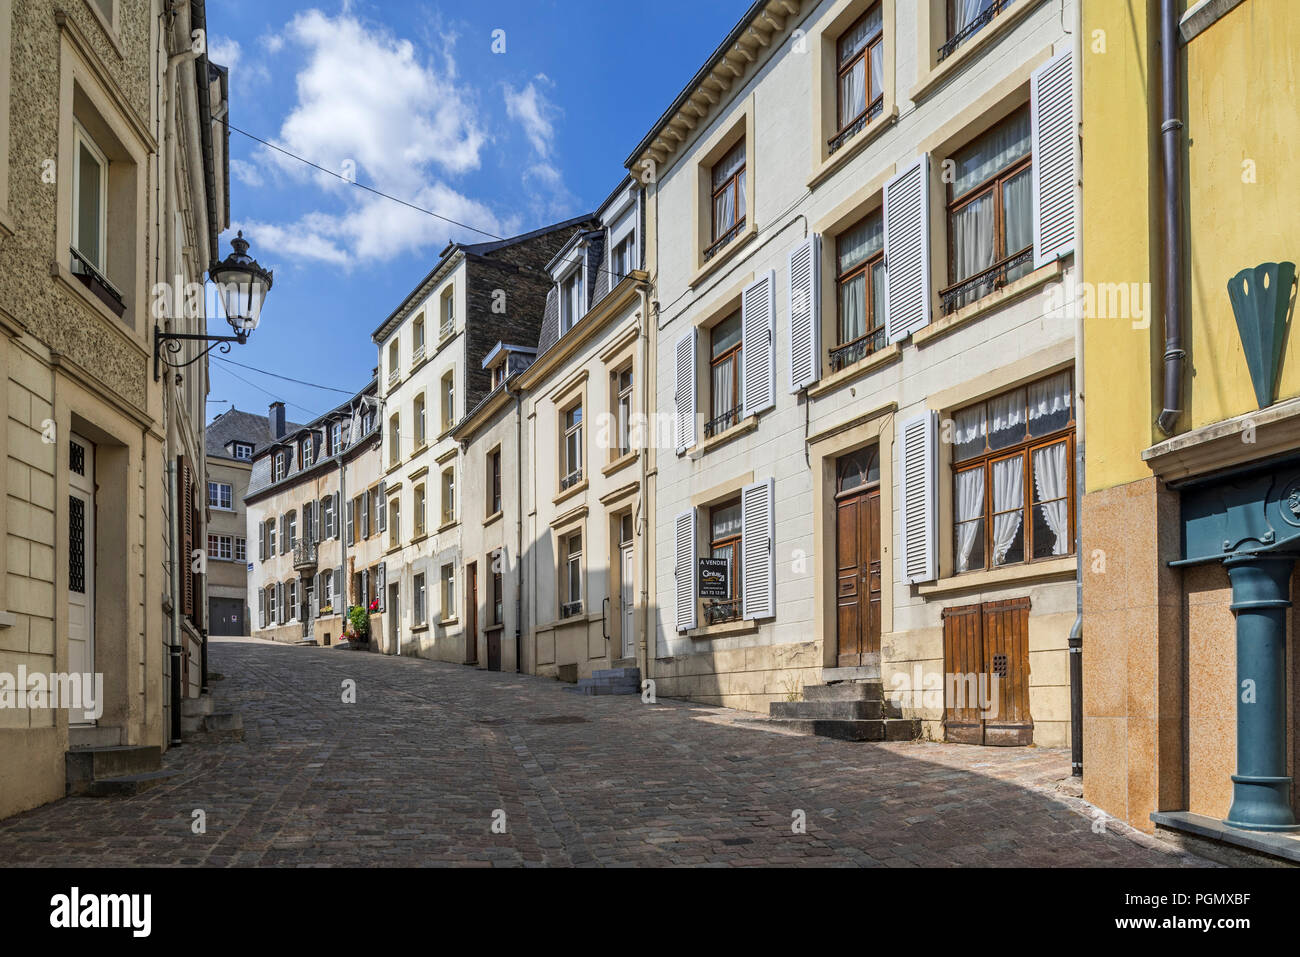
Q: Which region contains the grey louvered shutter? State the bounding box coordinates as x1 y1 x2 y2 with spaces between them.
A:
346 497 354 543
741 478 776 620
741 270 776 418
361 493 370 538
377 562 386 612
279 515 286 554
335 568 343 609
1031 49 1077 268
276 582 285 624
674 508 697 633
377 481 387 533
312 574 320 617
361 570 369 609
333 492 341 538
898 411 939 584
258 521 266 560
788 235 821 392
674 329 697 454
258 588 266 628
883 154 932 343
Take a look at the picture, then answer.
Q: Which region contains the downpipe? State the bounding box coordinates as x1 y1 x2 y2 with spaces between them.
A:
1068 0 1083 778
1156 0 1186 436
166 460 183 747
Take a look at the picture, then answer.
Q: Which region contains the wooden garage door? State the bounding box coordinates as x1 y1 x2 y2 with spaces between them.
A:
941 597 1033 746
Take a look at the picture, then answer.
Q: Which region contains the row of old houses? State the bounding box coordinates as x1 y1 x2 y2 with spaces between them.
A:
243 0 1298 863
0 0 249 819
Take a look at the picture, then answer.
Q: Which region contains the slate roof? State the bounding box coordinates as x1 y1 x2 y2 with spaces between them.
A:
206 408 302 461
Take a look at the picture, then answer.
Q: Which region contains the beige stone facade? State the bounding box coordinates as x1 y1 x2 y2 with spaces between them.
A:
0 0 228 819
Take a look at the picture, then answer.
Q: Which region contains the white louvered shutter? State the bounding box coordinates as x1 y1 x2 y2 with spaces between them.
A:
1031 49 1077 268
335 568 344 608
333 492 341 538
883 154 932 343
674 508 697 632
258 588 265 628
674 330 697 453
741 478 776 620
277 582 285 624
258 523 266 561
788 236 821 392
741 270 776 418
377 482 387 533
898 411 939 584
345 497 354 543
377 562 387 612
312 574 320 617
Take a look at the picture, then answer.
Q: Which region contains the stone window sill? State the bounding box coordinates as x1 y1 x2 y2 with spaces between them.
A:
553 478 588 508
686 618 758 639
914 259 1065 349
909 0 1044 104
917 555 1076 596
484 510 504 528
806 343 902 399
602 451 638 477
439 616 459 628
690 414 759 459
808 106 899 191
437 519 459 534
690 225 758 290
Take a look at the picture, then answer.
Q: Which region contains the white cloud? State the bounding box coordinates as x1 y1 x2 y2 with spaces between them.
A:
208 34 270 92
231 158 264 187
503 78 576 220
504 79 558 160
262 34 285 54
208 35 241 71
244 10 493 265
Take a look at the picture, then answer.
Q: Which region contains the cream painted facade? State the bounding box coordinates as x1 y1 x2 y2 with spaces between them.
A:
635 0 1081 746
0 0 230 819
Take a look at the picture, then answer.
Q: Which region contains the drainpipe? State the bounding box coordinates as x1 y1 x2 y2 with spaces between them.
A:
337 421 348 638
166 460 184 747
507 381 523 674
1155 0 1186 436
638 278 653 686
1067 0 1084 778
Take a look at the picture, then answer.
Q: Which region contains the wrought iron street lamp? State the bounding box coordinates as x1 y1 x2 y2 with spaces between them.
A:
153 231 274 380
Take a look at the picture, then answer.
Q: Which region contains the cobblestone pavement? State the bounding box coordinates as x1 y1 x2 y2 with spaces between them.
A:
0 638 1213 867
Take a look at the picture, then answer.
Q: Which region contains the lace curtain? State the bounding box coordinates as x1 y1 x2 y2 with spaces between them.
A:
1033 441 1070 555
992 455 1024 565
955 468 985 573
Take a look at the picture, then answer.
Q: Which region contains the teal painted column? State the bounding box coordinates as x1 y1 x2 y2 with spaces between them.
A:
1224 552 1300 831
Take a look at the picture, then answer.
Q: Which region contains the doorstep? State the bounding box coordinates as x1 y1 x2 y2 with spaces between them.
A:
1151 810 1300 866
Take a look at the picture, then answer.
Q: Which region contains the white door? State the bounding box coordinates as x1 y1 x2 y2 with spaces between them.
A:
621 544 635 660
68 433 95 726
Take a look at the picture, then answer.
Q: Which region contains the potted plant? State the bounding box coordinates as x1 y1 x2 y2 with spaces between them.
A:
345 605 370 643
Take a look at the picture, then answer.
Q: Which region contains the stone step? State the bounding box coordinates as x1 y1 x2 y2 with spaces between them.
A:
801 681 884 702
181 695 214 718
770 699 883 720
83 769 179 798
68 725 122 749
591 667 640 681
737 716 921 743
65 745 162 790
181 710 244 743
565 684 639 696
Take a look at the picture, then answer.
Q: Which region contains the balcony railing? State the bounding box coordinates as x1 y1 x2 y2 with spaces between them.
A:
387 368 400 389
829 325 889 373
70 246 126 317
705 599 742 626
560 468 583 491
292 540 318 573
939 247 1033 315
828 98 885 155
704 218 747 262
704 406 741 440
560 600 583 620
938 0 1015 62
412 343 426 365
440 320 455 340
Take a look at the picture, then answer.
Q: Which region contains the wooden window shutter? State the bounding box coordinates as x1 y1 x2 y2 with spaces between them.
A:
883 153 932 343
898 411 938 583
741 270 776 418
741 477 776 620
1030 50 1077 268
674 329 697 453
788 235 821 393
674 508 697 633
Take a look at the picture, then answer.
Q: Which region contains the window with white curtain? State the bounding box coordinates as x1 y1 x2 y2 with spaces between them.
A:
945 0 1013 53
944 106 1033 312
833 211 886 370
834 4 884 144
709 140 746 255
951 371 1074 573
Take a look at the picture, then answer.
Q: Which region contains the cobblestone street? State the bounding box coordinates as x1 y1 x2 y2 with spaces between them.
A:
0 639 1213 867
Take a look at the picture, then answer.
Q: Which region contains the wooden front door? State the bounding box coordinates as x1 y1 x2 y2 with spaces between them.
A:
466 562 478 665
835 486 881 668
942 597 1033 746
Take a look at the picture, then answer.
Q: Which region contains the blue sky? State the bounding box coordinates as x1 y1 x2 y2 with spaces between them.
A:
204 0 748 426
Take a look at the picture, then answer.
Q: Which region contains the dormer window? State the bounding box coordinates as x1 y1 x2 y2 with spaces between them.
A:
232 442 253 461
274 451 286 482
302 435 314 468
560 264 585 334
332 421 343 453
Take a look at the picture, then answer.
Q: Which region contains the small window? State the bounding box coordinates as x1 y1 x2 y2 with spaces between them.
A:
72 123 108 275
412 315 426 363
561 403 583 490
233 442 253 461
942 0 1013 62
561 531 583 618
266 519 276 557
440 287 455 338
489 449 502 516
707 140 746 259
560 266 585 333
302 435 314 468
267 584 277 622
441 467 455 525
207 534 232 560
388 339 400 387
441 563 456 618
942 107 1033 314
831 5 885 153
831 211 886 371
414 573 427 625
707 312 742 437
274 452 286 482
837 445 881 494
389 496 401 548
332 422 343 454
287 511 297 548
614 366 633 457
287 580 298 621
610 231 635 280
441 372 455 432
707 499 742 624
414 393 426 447
235 538 247 562
414 483 426 537
207 481 233 510
389 412 401 466
492 557 504 626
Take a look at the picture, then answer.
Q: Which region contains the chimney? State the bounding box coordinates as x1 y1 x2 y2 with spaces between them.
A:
269 401 286 439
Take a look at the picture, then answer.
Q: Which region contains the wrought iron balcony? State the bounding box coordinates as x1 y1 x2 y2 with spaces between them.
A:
412 343 426 365
705 599 742 626
938 0 1016 62
829 326 888 373
292 540 318 573
387 368 400 389
560 468 583 491
560 600 583 620
440 319 455 340
70 246 125 317
939 247 1034 316
828 98 885 155
704 219 747 262
704 406 741 440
